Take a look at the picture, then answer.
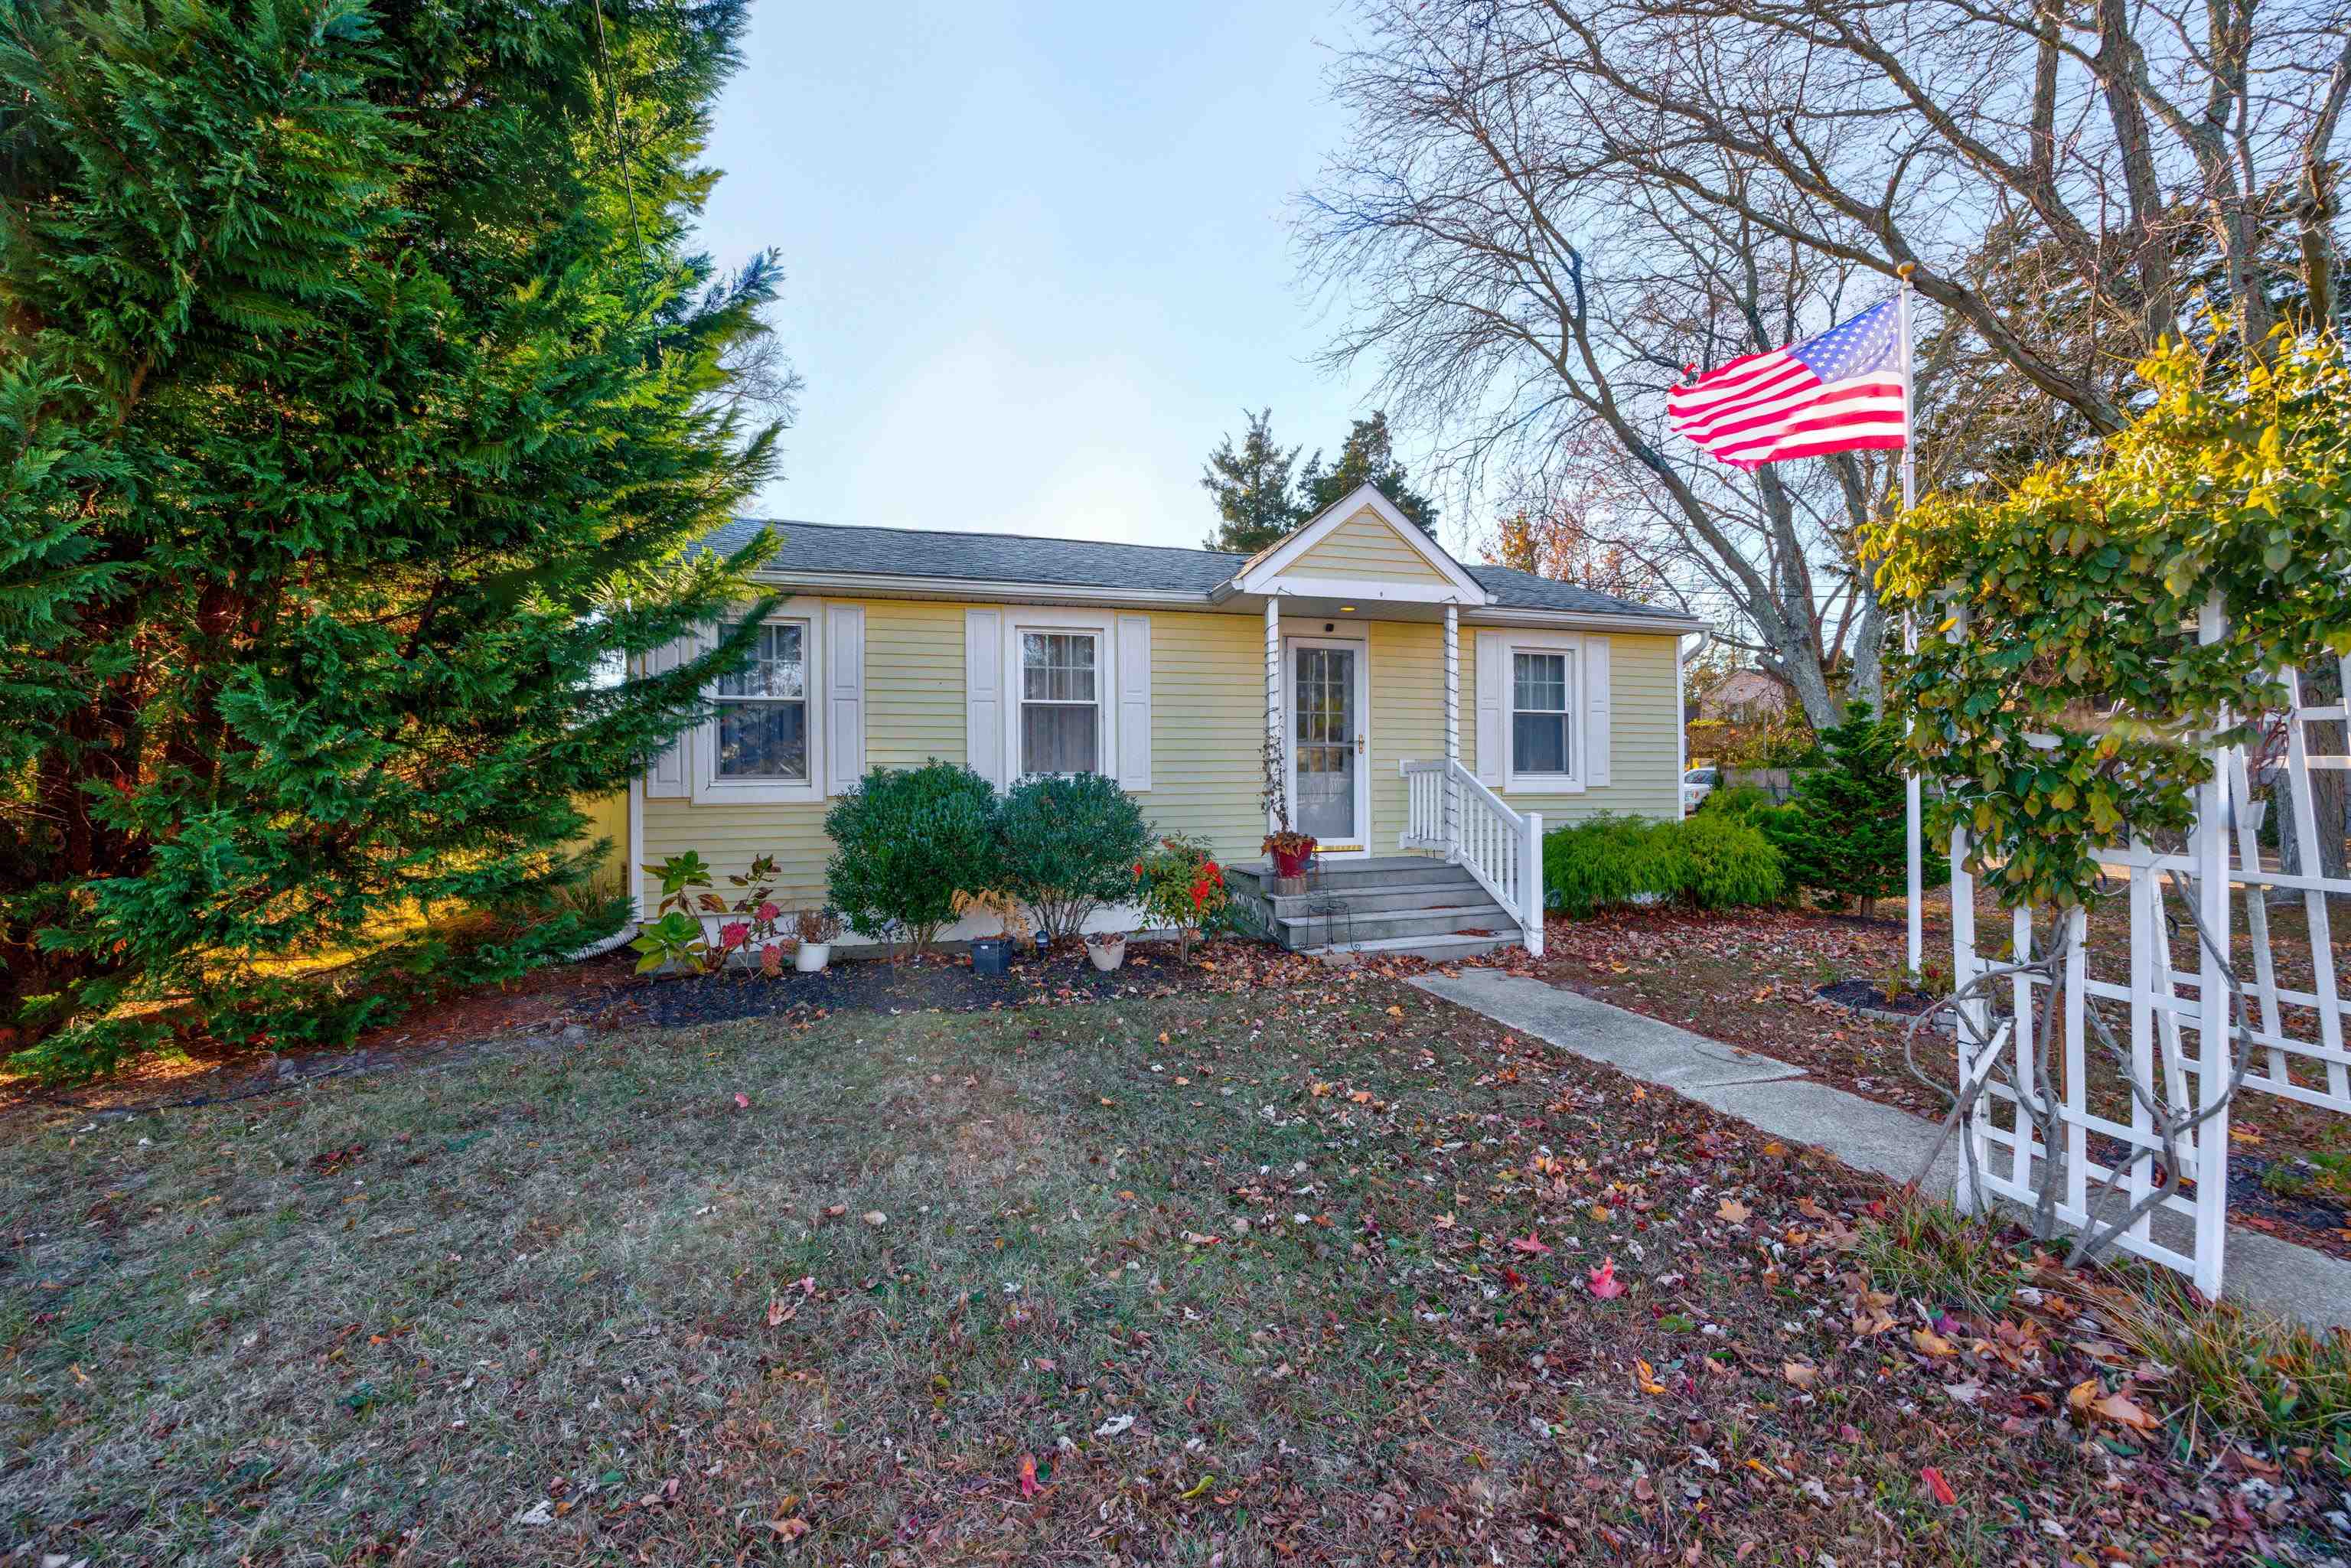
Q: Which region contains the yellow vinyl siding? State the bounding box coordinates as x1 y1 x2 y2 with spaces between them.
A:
862 599 967 769
1141 611 1269 864
637 596 1683 914
1368 621 1444 849
1286 507 1452 585
1462 631 1682 823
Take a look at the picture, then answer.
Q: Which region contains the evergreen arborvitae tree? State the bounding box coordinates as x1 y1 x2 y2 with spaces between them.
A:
0 0 789 1078
1299 411 1439 537
1200 408 1305 553
1762 704 1928 919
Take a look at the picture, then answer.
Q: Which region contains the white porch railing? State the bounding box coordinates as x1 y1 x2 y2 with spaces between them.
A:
1400 758 1544 957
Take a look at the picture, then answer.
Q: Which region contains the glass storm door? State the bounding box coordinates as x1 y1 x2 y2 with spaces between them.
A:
1290 641 1364 852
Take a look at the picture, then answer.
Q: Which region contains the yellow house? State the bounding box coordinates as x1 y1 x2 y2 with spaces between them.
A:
628 485 1704 959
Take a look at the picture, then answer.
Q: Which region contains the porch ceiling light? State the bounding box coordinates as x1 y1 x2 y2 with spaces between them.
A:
1340 605 1357 612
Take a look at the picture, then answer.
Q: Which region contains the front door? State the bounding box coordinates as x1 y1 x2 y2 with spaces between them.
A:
1286 638 1369 856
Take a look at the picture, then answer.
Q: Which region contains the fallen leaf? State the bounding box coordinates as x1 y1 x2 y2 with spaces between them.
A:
1587 1259 1625 1299
1510 1230 1553 1256
862 1211 887 1227
1782 1361 1818 1389
1911 1327 1958 1358
1716 1197 1752 1224
1385 1005 1404 1019
1094 1413 1136 1438
1017 1453 1042 1498
1921 1466 1958 1506
2089 1389 2160 1433
733 1093 750 1110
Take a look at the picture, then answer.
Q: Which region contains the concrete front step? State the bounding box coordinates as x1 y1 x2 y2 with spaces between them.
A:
1228 855 1476 893
1262 879 1495 918
1228 853 1526 958
1277 901 1514 944
1310 931 1515 963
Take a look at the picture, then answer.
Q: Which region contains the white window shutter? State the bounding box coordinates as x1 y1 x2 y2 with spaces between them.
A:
825 604 866 795
1474 631 1504 787
644 634 696 798
965 608 1003 787
1115 614 1151 791
1584 635 1611 787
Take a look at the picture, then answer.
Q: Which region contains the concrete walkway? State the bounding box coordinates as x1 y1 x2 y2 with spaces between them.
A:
1413 969 2351 1331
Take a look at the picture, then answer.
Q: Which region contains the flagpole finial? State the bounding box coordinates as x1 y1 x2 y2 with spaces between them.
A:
1895 262 1916 281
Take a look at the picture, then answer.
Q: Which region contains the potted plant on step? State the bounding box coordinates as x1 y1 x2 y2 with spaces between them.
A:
951 888 1029 978
1084 929 1127 971
792 907 840 972
1258 732 1315 886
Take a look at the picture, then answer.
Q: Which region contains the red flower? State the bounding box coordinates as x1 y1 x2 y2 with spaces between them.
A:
756 901 781 923
719 921 750 950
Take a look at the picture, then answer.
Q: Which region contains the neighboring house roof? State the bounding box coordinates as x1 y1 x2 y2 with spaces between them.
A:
705 516 1694 624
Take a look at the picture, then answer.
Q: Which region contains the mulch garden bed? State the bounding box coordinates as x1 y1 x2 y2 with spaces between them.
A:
599 940 1286 1032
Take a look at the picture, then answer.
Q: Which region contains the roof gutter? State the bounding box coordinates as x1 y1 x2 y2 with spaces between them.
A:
748 570 1214 608
1459 605 1711 635
752 567 1709 633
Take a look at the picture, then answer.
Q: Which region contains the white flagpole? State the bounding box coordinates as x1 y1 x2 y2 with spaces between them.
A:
1897 263 1923 976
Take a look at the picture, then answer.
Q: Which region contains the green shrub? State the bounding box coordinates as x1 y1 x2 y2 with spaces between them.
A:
824 761 1003 954
998 773 1153 943
1133 833 1229 960
1543 811 1785 916
1543 813 1681 917
1674 812 1785 908
1697 783 1774 822
1762 703 1947 918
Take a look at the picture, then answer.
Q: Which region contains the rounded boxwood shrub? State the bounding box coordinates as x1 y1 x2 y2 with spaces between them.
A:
998 772 1152 943
823 761 1003 954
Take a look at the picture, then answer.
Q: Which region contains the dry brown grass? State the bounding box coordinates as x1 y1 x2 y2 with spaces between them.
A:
3 976 2340 1564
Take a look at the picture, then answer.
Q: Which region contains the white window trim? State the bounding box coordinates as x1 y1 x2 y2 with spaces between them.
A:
693 602 824 804
1501 631 1585 794
1002 605 1117 784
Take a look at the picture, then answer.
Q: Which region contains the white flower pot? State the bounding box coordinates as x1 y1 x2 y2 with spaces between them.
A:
794 941 831 973
1086 937 1125 971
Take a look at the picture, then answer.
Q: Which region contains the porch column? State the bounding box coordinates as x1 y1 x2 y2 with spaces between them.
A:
1443 602 1460 859
1264 594 1281 843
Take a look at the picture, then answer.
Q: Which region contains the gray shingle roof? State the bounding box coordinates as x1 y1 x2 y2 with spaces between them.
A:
705 517 1687 622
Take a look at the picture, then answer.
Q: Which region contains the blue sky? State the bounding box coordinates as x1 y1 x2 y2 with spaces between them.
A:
690 0 1410 553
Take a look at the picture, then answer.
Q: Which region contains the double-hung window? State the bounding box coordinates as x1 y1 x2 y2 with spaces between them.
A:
713 621 809 781
1511 650 1573 778
1019 630 1101 775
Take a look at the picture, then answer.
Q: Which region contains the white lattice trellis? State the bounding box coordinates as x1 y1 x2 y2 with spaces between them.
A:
1949 641 2351 1295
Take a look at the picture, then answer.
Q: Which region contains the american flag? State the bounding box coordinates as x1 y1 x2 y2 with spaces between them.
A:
1667 300 1908 469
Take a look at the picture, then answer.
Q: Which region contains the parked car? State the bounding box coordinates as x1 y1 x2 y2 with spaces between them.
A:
1681 765 1718 811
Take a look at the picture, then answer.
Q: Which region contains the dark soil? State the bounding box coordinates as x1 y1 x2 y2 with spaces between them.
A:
600 942 1230 1030
1813 977 1938 1015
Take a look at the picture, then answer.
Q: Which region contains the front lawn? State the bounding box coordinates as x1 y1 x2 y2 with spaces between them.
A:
2 972 2338 1563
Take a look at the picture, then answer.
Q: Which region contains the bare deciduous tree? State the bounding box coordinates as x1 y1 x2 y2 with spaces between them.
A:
1299 7 1904 722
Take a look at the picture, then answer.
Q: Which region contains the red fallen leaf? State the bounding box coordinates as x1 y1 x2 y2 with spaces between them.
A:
1922 1466 1958 1506
1509 1230 1553 1255
1018 1453 1042 1498
733 1093 750 1110
1499 1266 1528 1289
1588 1259 1625 1299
